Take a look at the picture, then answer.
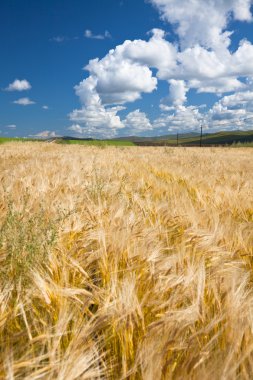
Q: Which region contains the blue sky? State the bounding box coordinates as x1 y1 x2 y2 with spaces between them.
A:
1 0 253 138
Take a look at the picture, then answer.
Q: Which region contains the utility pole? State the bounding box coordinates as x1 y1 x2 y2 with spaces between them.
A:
200 125 203 147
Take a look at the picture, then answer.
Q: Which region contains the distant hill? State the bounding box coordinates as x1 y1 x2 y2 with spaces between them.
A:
112 130 253 146
60 136 94 141
116 132 199 142
1 130 253 147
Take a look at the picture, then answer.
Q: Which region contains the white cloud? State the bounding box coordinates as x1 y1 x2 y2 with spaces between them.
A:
68 124 84 134
177 46 227 80
67 123 118 138
70 32 171 135
69 104 154 138
149 0 252 50
157 92 253 132
67 123 118 139
13 97 35 106
42 105 49 110
69 105 125 131
32 131 58 138
123 109 153 133
5 79 31 91
221 91 253 109
231 0 253 21
154 105 203 132
70 75 126 133
69 2 253 136
158 44 249 94
77 27 253 110
50 36 66 43
121 29 177 77
84 29 111 40
4 124 16 130
208 91 253 130
84 58 157 105
230 39 253 76
159 104 175 112
168 80 188 106
70 30 176 135
189 77 246 94
50 36 79 43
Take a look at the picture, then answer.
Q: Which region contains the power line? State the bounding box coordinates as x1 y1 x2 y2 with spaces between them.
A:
200 125 203 147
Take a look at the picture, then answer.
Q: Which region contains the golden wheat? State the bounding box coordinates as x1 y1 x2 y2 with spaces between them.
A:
0 142 252 379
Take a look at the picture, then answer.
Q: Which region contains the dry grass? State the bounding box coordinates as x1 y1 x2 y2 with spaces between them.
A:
0 142 252 379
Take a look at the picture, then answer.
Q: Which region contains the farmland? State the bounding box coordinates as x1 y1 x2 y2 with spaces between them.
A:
0 142 253 379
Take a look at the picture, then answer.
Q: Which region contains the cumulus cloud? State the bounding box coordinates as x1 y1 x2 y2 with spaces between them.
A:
69 105 125 131
221 91 253 109
84 52 157 105
149 0 252 50
156 91 253 132
13 97 35 106
189 77 246 94
168 80 188 106
121 29 177 77
175 46 227 80
230 39 253 76
5 79 31 91
68 110 153 137
158 43 250 94
32 131 58 138
84 29 111 40
76 26 253 108
208 91 253 130
70 31 171 135
159 104 175 112
70 75 126 132
70 29 177 135
144 1 253 100
68 124 84 134
69 1 253 136
69 78 125 135
123 109 153 133
67 123 117 138
67 123 118 138
154 105 203 132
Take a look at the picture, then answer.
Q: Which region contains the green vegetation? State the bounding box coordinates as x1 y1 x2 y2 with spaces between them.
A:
0 202 57 287
0 137 27 144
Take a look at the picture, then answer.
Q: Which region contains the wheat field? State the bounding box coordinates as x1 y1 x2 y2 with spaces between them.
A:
0 142 252 379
